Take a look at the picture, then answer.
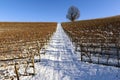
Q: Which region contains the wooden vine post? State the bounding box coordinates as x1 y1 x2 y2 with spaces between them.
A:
37 41 41 62
14 62 19 80
32 53 35 75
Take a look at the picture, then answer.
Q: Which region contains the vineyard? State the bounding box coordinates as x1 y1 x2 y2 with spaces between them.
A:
0 21 119 80
0 22 57 80
62 16 120 67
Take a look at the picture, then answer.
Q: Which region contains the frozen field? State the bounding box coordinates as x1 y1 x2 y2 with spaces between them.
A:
27 24 120 80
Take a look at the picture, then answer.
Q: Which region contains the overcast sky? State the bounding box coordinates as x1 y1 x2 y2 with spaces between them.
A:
0 0 120 22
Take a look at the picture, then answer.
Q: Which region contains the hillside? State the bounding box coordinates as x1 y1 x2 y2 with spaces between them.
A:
0 22 57 43
62 16 120 67
0 22 57 80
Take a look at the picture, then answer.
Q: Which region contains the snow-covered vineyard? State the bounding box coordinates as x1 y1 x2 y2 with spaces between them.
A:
28 24 120 80
0 24 120 80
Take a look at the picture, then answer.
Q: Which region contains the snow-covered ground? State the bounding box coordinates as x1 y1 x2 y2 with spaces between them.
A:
28 24 120 80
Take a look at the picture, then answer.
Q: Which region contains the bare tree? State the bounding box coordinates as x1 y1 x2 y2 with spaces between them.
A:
66 6 80 22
